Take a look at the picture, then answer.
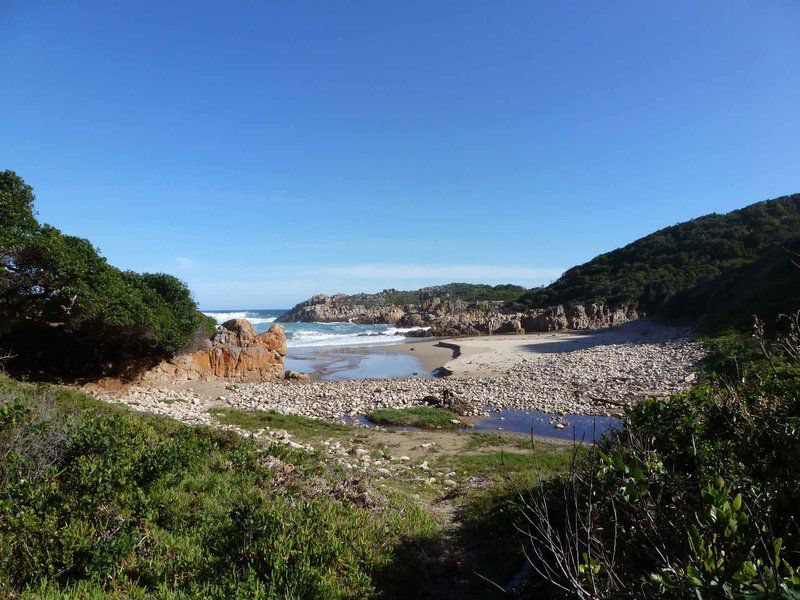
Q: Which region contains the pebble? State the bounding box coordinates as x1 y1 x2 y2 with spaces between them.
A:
176 325 701 421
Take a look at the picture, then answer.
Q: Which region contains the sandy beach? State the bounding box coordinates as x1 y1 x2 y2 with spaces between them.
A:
391 320 681 378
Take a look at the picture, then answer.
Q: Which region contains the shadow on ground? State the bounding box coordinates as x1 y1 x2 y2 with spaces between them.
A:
518 320 689 354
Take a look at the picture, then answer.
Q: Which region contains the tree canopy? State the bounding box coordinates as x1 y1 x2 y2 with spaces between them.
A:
0 171 214 380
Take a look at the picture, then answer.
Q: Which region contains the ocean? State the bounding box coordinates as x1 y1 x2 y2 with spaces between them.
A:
202 309 430 380
202 309 424 348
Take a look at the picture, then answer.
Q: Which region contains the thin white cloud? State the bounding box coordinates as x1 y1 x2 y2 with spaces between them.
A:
322 264 563 281
174 256 200 270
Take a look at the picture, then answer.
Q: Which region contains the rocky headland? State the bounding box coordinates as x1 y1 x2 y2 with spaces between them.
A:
279 289 642 336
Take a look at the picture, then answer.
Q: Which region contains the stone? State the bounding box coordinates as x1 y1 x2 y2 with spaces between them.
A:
91 323 704 433
138 321 287 384
285 370 310 380
279 288 644 338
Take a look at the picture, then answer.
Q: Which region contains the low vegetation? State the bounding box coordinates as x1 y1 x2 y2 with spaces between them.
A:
209 407 352 441
0 171 216 380
477 314 800 597
366 406 462 429
0 377 440 598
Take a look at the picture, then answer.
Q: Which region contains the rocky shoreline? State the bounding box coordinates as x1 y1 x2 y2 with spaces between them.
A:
92 324 703 425
279 290 643 337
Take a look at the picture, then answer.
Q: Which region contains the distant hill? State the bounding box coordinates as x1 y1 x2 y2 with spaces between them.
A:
511 193 800 323
340 283 528 307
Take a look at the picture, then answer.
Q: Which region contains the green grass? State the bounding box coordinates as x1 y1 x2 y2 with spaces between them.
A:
464 431 536 451
208 407 351 441
0 377 439 599
453 448 574 477
366 406 462 429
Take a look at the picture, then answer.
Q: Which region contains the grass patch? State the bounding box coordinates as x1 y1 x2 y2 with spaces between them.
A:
428 443 575 480
464 431 535 451
454 448 574 477
366 406 461 429
453 447 581 590
209 407 351 441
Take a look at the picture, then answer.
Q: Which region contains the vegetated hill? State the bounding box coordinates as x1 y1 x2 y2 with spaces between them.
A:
511 193 800 316
664 236 800 332
341 283 528 307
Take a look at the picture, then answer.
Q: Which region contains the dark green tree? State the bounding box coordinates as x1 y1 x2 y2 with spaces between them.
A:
0 171 212 379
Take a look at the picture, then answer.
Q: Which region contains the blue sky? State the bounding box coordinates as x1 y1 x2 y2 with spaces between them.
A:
2 1 799 308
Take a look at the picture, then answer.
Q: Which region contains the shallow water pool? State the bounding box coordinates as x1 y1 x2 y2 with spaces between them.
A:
473 409 621 443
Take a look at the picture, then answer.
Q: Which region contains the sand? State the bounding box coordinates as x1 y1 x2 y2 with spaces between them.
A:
391 320 694 378
95 320 702 426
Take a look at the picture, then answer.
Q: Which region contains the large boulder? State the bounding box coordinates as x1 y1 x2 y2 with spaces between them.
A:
139 320 287 383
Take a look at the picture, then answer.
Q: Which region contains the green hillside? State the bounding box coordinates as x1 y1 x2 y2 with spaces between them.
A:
511 193 800 317
664 236 800 331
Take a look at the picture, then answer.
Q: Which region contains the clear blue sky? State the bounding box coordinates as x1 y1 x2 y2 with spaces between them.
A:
2 1 799 308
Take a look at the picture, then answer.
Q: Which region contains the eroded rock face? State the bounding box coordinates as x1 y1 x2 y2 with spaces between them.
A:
139 319 286 384
521 303 642 332
402 302 643 337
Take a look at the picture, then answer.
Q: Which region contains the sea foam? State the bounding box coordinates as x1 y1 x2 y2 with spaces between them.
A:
203 311 277 325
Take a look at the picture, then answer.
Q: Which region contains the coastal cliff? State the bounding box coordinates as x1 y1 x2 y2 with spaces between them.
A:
279 291 641 336
139 319 286 383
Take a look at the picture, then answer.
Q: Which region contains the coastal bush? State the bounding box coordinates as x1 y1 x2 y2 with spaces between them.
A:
0 170 38 254
0 171 212 379
0 377 438 598
508 314 800 597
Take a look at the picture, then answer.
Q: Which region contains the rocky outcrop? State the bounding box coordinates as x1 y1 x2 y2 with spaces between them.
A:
139 319 286 384
278 292 508 328
281 291 642 337
521 303 642 332
278 293 408 324
404 302 643 337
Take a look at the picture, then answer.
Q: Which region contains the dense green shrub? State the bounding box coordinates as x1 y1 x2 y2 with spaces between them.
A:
0 377 437 598
0 171 212 379
664 236 800 333
0 171 38 252
511 193 800 323
511 316 800 597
